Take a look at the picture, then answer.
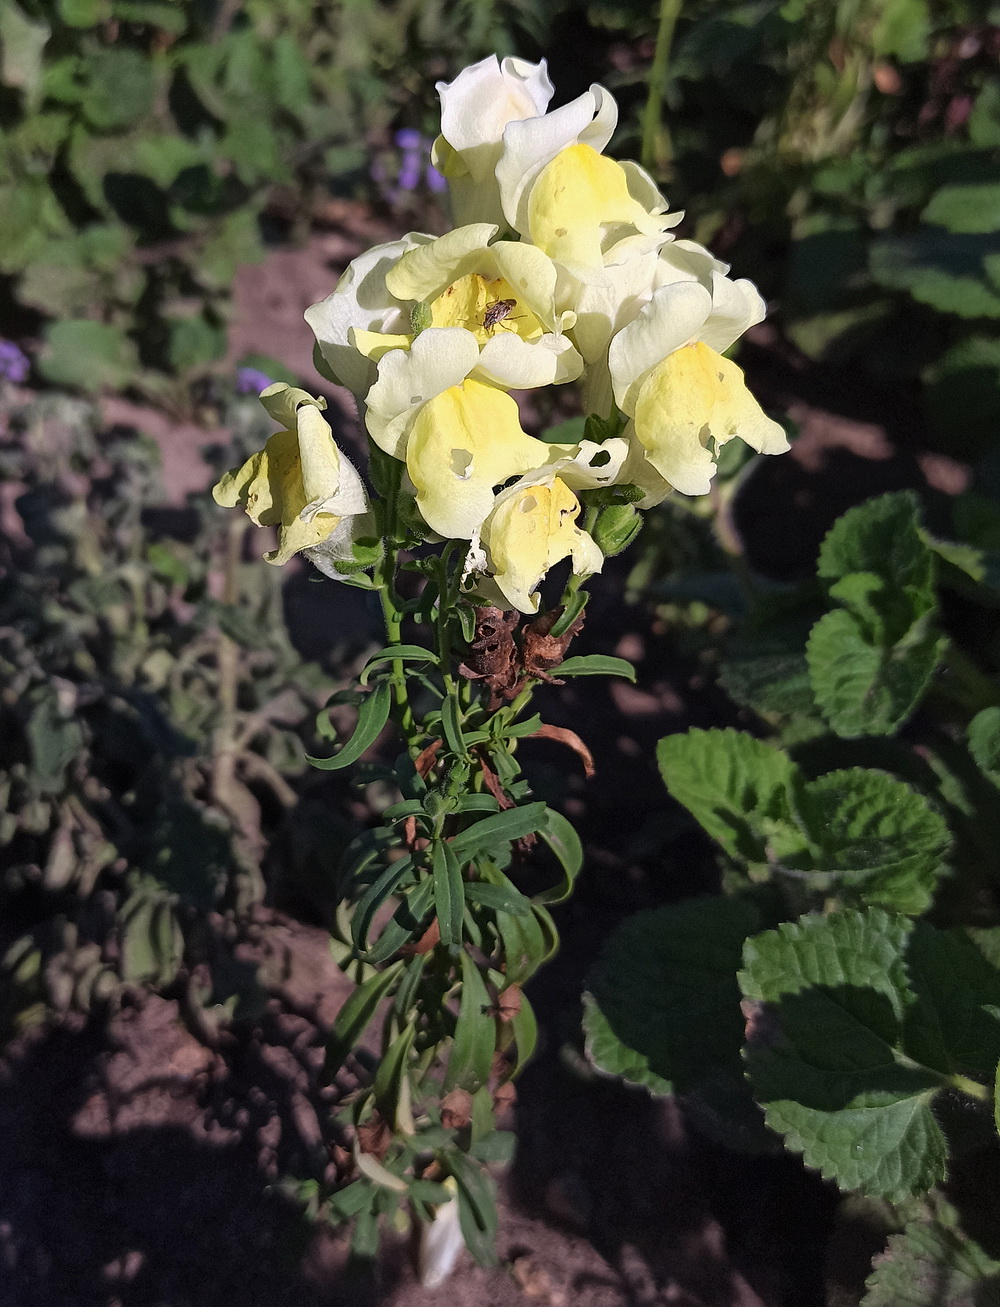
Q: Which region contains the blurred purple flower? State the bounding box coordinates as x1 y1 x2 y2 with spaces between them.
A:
236 366 274 394
0 340 29 384
397 160 422 192
426 164 448 194
394 128 424 152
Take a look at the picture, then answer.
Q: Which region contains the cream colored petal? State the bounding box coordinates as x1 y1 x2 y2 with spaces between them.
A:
258 382 326 431
490 240 572 332
385 223 499 303
698 273 767 354
496 85 618 236
608 280 714 415
632 342 788 496
364 327 481 458
437 56 553 178
619 426 673 507
405 379 553 539
296 404 344 517
474 331 583 389
304 235 427 396
305 508 379 578
654 238 730 289
349 329 413 362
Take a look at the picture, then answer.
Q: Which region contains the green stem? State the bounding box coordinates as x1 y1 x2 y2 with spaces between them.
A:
949 1073 991 1104
375 478 419 753
641 0 682 175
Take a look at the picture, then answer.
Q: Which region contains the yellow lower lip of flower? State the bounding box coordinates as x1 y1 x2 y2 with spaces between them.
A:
213 427 344 566
633 341 788 495
528 143 664 268
405 379 552 540
483 477 600 613
430 273 542 345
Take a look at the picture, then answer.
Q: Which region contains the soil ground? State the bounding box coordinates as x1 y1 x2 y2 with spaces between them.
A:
0 213 969 1307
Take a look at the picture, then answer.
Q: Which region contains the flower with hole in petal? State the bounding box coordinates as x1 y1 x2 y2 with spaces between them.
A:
365 328 564 540
608 276 789 501
432 55 554 227
212 384 375 575
468 439 628 613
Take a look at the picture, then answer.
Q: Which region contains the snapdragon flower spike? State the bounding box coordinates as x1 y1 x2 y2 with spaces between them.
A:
212 384 374 575
608 277 789 500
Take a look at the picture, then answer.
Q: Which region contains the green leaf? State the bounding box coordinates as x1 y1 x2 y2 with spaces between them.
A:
507 991 538 1077
325 962 404 1077
0 3 50 105
351 855 416 955
306 681 391 771
432 841 465 949
719 629 817 720
441 693 469 760
922 182 1000 235
807 608 944 738
968 707 1000 789
443 952 494 1094
79 47 155 129
817 493 932 618
739 910 1000 1201
448 1151 498 1268
168 316 226 372
372 1025 415 1131
450 802 548 861
657 728 798 866
551 654 635 682
59 0 111 26
534 806 584 904
26 689 86 791
790 768 951 914
358 646 439 685
38 320 138 392
585 895 762 1105
464 880 531 917
864 1210 1000 1306
361 878 434 965
870 230 1000 318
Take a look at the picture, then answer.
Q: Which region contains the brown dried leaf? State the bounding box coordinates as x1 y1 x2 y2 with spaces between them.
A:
440 1087 473 1130
526 724 595 778
357 1110 391 1160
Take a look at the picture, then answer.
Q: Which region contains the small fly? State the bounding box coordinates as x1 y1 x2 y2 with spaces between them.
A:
482 298 518 333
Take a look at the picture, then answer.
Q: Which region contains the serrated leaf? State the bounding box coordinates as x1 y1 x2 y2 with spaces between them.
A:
864 1214 1000 1306
657 728 798 865
719 629 817 719
817 493 933 628
307 681 391 771
968 707 1000 788
790 768 951 914
807 608 944 738
584 895 763 1101
739 910 1000 1201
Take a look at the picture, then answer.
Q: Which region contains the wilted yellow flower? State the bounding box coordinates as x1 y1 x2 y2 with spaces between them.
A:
212 384 373 574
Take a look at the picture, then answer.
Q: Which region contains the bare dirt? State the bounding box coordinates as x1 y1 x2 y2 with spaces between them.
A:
0 216 971 1307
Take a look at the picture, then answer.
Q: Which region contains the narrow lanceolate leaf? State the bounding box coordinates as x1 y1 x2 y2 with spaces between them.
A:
351 854 416 953
863 1208 1000 1306
441 693 469 760
307 680 392 770
372 1025 416 1132
450 802 548 861
362 877 435 965
358 645 439 685
443 951 495 1094
551 654 636 682
657 728 798 866
493 901 550 987
534 806 584 904
464 880 531 917
432 841 465 949
739 909 1000 1202
448 1151 498 1269
507 991 538 1078
326 961 404 1077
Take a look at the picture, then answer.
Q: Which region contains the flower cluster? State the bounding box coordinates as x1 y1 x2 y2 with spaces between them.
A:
215 56 788 613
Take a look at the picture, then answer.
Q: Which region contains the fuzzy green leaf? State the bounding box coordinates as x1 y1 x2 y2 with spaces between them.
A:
968 707 1000 789
740 910 1000 1201
584 895 763 1099
863 1211 1000 1306
657 728 798 866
